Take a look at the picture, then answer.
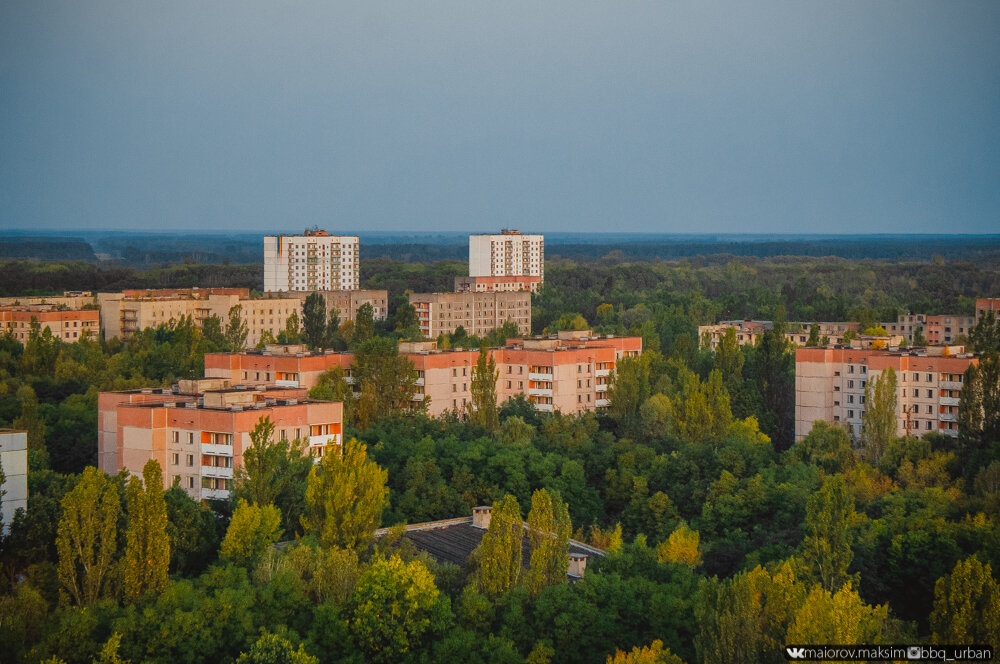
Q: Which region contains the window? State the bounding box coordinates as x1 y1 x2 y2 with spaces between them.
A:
186 454 194 467
172 453 179 465
861 366 867 374
848 395 854 404
926 373 932 382
848 380 854 388
452 384 457 392
452 368 457 377
848 410 855 418
861 396 866 404
172 431 179 443
188 477 195 489
926 389 932 398
188 432 194 444
926 421 932 430
849 365 855 374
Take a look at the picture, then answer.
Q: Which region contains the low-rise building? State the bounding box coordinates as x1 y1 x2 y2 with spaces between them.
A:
205 332 641 417
881 313 926 342
795 345 977 441
925 315 976 345
699 320 858 350
409 291 531 338
0 429 28 534
454 275 542 294
98 288 387 346
0 291 96 309
99 379 342 501
1 305 100 342
976 298 1000 323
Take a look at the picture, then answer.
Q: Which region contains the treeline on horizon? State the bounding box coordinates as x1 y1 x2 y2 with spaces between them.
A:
3 232 1000 266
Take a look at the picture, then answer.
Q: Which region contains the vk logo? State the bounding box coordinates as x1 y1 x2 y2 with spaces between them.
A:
785 647 807 659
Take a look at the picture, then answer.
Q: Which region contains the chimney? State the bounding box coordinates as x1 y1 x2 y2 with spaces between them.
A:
568 553 588 578
472 505 492 529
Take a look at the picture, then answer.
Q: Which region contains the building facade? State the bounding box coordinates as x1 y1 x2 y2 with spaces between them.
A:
454 275 542 294
795 346 977 442
0 430 28 534
264 230 359 292
207 332 641 418
1 306 100 343
976 298 1000 322
924 315 976 345
98 288 386 346
99 379 342 501
469 231 544 283
409 291 531 338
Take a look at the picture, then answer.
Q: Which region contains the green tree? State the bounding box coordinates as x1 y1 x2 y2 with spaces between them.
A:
122 460 170 603
220 499 283 568
201 315 226 348
302 293 327 349
912 326 927 347
308 366 354 423
394 302 421 338
476 494 523 596
224 305 249 351
351 337 419 425
354 303 375 344
524 489 571 595
302 438 388 552
323 309 343 350
930 557 1000 647
14 384 47 457
969 311 1000 353
56 467 121 605
860 368 897 464
800 476 858 592
791 421 855 474
608 354 650 423
349 554 445 663
236 632 319 664
469 347 500 431
280 311 302 344
607 640 685 664
805 324 820 347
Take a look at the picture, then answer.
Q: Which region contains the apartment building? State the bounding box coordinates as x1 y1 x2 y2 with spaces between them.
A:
0 291 95 309
924 315 976 345
264 230 359 292
205 332 641 417
98 288 386 345
795 346 977 441
409 291 531 338
976 298 1000 322
469 230 544 283
454 275 542 294
0 305 100 342
881 313 926 342
99 379 342 501
698 320 860 351
0 430 28 534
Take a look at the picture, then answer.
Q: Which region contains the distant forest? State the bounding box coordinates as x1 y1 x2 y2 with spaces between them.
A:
2 231 1000 266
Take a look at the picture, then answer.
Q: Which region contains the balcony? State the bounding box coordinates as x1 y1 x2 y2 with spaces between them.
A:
344 376 356 385
941 381 962 390
200 466 233 479
534 403 554 412
528 372 553 381
595 369 611 378
595 384 608 392
939 396 959 407
595 398 611 408
411 393 425 401
308 433 341 449
202 443 233 456
528 387 553 397
414 377 424 386
276 379 300 388
201 488 230 501
939 413 957 422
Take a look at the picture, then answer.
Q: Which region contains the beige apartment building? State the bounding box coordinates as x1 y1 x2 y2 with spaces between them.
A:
98 288 387 346
469 230 544 284
205 332 642 418
0 429 28 534
264 230 359 292
924 315 975 345
1 305 100 342
698 320 859 351
409 291 531 338
795 346 977 442
881 313 926 342
454 275 542 293
0 291 96 309
99 379 342 501
976 298 1000 322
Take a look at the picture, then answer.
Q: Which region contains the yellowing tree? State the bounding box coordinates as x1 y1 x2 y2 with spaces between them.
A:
786 583 890 645
931 557 1000 647
657 524 702 568
122 460 170 603
476 494 524 596
221 499 283 568
302 438 388 553
56 467 121 605
861 368 897 464
606 640 685 664
524 489 571 596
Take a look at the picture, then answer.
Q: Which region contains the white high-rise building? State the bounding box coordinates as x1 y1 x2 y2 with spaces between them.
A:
469 230 544 283
264 231 360 292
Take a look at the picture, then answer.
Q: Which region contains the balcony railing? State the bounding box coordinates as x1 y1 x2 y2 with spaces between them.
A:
528 372 553 381
595 369 611 377
200 466 234 479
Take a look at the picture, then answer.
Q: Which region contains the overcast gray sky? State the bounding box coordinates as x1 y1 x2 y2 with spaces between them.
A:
1 1 998 234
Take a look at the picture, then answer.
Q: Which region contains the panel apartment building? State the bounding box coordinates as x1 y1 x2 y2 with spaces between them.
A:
1 305 99 343
0 430 28 534
99 379 342 501
206 332 642 417
795 346 977 442
463 230 544 293
98 288 387 346
409 291 531 338
264 230 359 292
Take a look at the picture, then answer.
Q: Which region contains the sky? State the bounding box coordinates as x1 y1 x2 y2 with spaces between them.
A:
1 1 998 235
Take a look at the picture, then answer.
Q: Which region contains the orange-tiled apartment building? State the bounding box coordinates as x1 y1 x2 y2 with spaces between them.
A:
99 379 342 501
98 287 387 345
409 291 531 338
795 346 977 441
205 332 642 417
1 305 100 342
